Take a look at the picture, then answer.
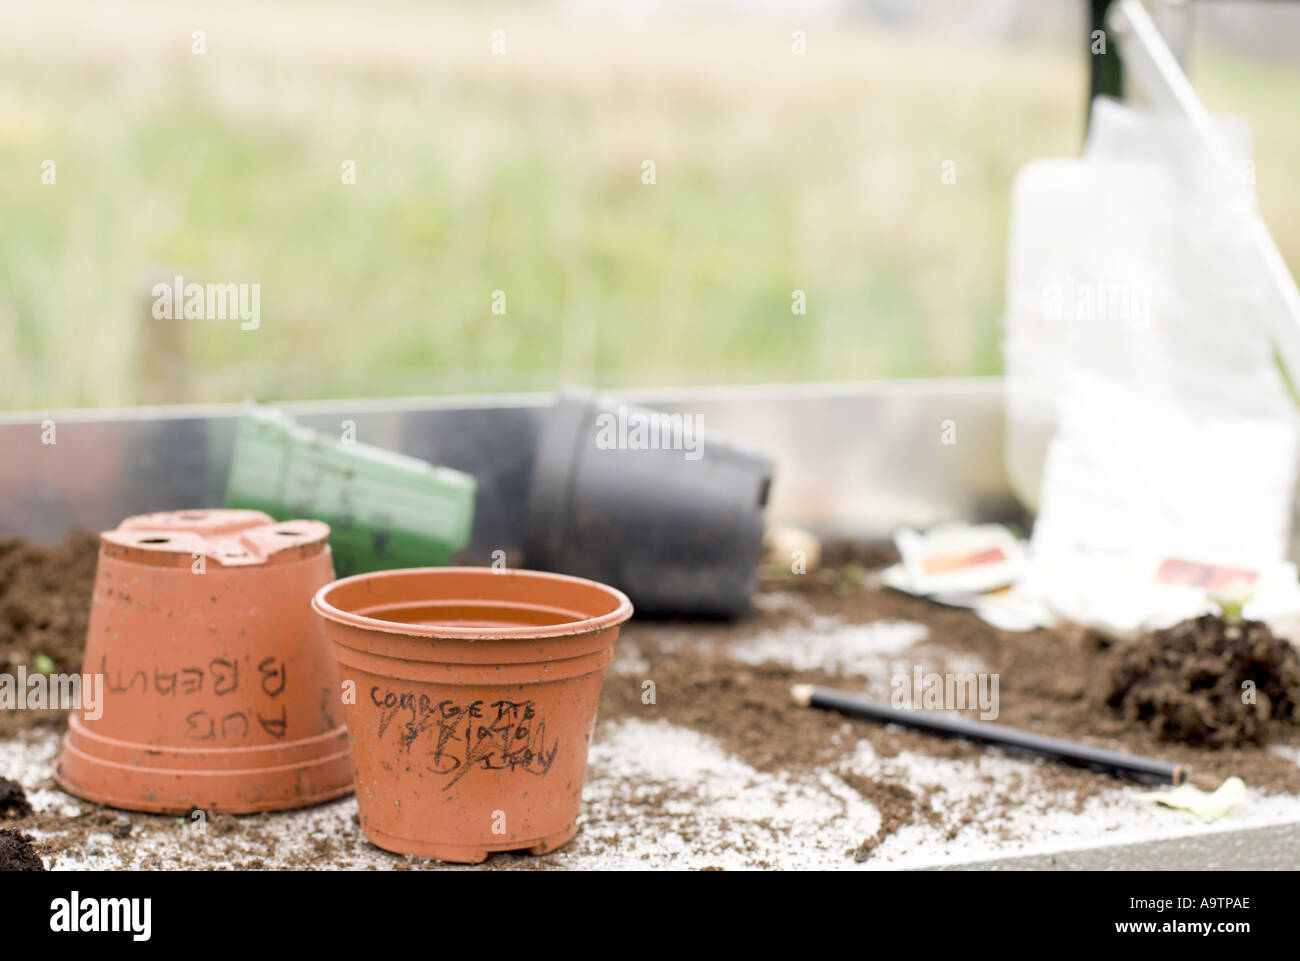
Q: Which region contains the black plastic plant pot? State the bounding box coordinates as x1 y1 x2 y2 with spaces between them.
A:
524 388 774 618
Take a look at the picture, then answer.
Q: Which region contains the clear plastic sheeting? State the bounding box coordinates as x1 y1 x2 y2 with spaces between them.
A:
1003 98 1298 522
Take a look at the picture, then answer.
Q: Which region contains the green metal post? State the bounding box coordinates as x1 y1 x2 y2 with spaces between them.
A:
1088 0 1124 133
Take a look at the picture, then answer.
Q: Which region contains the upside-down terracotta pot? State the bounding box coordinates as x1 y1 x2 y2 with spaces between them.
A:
55 509 353 814
312 567 633 863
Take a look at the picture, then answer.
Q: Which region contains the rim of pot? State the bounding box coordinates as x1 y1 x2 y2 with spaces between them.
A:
311 566 634 641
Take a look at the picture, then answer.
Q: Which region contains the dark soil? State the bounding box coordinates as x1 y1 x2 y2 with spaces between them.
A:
0 531 99 737
816 538 901 571
1107 615 1300 748
0 828 45 871
599 563 1300 859
0 777 33 819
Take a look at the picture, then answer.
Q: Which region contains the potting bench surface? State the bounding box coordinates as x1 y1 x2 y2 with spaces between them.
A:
7 576 1299 871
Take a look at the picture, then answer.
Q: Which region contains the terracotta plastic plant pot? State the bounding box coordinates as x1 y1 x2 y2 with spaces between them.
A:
55 509 353 814
312 567 633 863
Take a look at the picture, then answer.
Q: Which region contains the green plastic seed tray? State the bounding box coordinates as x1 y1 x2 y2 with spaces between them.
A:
224 404 476 576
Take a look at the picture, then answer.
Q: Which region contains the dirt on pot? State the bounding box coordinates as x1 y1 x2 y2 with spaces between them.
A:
1107 614 1300 748
0 827 46 871
0 531 98 738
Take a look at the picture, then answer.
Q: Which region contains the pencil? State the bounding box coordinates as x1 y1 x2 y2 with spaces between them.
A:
791 684 1186 786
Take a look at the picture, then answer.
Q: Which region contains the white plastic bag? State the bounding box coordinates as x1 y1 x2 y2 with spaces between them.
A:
1003 98 1296 518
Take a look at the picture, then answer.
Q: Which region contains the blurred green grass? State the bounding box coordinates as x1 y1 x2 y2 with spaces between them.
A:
1 0 1297 409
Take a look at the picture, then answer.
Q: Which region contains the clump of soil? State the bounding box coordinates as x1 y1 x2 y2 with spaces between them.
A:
0 530 99 736
1107 614 1300 748
0 777 33 819
0 828 45 871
